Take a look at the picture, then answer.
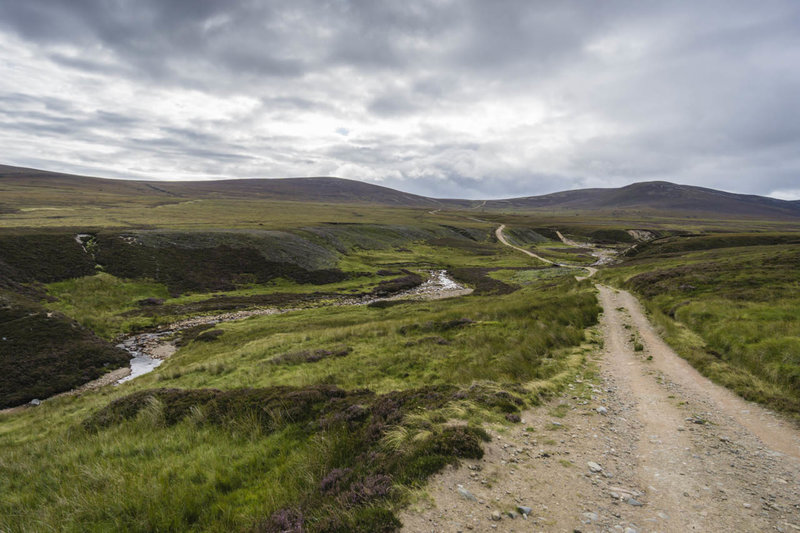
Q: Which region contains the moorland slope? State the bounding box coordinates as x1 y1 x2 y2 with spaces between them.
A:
2 164 799 219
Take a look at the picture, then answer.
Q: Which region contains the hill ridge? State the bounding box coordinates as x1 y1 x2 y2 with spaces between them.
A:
1 163 798 218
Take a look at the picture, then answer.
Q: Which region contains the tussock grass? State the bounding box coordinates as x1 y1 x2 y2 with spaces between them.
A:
1 275 599 531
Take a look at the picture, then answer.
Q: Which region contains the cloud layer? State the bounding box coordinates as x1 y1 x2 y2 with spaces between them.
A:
1 0 799 199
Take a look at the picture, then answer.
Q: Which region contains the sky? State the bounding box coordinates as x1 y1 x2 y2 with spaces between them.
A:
1 1 799 200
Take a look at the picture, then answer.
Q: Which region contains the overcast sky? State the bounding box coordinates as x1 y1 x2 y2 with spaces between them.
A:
1 1 799 199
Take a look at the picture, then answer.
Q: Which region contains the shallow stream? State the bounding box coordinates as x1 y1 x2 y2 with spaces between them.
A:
116 333 173 383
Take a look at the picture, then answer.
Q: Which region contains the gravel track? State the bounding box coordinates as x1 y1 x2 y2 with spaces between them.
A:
399 227 800 532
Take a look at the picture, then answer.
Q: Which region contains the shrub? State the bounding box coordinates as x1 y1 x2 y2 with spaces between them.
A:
426 426 488 459
271 346 352 365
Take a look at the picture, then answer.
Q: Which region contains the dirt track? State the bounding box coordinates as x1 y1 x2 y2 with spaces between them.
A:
602 286 800 461
594 285 800 531
495 224 554 265
399 228 800 532
495 224 597 279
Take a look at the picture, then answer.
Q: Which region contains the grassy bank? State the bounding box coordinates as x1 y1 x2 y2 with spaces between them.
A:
600 237 800 415
3 222 506 405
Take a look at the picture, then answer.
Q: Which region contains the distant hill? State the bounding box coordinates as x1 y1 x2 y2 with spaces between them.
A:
0 164 443 207
1 164 798 218
479 181 800 218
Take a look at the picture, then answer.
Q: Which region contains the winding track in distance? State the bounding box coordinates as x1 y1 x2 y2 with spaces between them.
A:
495 224 597 279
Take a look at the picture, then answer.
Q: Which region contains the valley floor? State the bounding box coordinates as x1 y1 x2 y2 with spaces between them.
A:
3 221 798 531
399 285 800 532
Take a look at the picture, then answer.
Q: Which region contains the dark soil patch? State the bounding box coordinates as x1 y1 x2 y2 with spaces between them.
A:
195 329 224 342
128 271 424 319
531 227 560 240
94 233 347 296
174 324 216 347
587 229 635 244
436 225 483 241
370 270 424 297
626 233 800 258
625 263 723 298
137 297 165 306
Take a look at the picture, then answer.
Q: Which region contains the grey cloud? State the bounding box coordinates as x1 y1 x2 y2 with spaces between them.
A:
47 51 132 77
94 111 141 127
258 97 333 113
0 1 799 198
0 92 76 113
368 92 425 117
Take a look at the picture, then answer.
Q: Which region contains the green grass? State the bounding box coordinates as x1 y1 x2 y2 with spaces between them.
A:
336 240 535 272
0 194 493 232
8 188 798 530
43 271 399 339
1 227 601 532
145 281 599 392
46 273 169 338
1 383 500 532
40 230 548 340
488 266 584 285
1 416 317 531
526 242 596 265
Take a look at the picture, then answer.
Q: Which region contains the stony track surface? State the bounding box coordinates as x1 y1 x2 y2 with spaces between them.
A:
399 283 800 532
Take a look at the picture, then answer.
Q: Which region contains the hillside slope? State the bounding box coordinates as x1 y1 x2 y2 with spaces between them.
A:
2 164 798 218
0 164 443 207
482 181 800 218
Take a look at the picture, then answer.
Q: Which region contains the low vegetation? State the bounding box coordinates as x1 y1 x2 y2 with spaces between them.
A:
0 280 599 531
625 232 800 259
0 216 602 531
0 233 95 284
0 293 129 408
